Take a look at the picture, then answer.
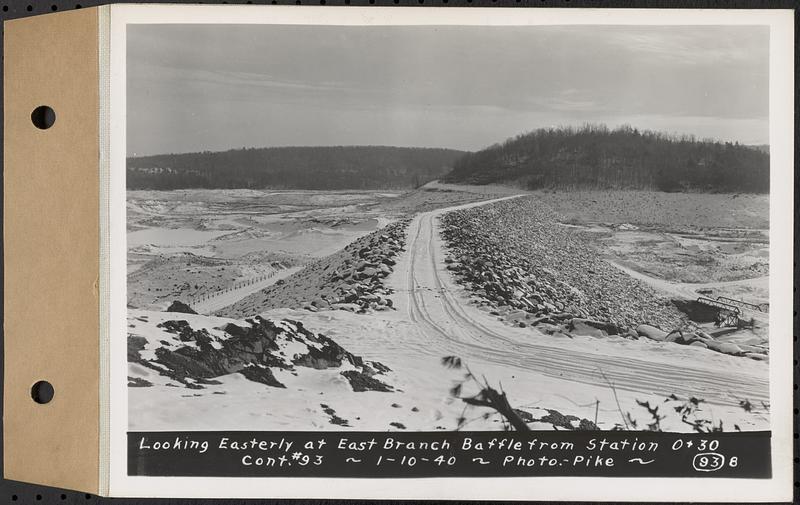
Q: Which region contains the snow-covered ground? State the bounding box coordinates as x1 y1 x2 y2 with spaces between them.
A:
129 195 770 432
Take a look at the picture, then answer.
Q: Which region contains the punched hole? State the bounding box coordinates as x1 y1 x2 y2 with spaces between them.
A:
31 380 54 404
31 105 56 129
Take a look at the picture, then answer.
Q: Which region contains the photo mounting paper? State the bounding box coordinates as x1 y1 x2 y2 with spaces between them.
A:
107 5 794 501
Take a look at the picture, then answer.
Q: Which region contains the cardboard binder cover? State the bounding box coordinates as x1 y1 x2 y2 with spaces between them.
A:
3 8 101 493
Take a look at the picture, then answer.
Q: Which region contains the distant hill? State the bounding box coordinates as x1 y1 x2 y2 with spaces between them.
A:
127 146 465 190
443 125 769 193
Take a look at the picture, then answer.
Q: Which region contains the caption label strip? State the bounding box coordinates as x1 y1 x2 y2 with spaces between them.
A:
128 431 770 478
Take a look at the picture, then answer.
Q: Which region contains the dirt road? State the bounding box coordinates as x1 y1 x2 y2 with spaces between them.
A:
389 197 769 408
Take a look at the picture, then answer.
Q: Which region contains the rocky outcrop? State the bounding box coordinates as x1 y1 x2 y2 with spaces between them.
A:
218 220 410 318
128 335 148 361
293 334 360 369
127 376 153 387
238 365 285 388
341 370 393 392
128 315 394 391
533 408 599 431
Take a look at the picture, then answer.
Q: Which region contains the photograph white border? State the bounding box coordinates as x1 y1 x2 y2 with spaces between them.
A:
107 5 794 500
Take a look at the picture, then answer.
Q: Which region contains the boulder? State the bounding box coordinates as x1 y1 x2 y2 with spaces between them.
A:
166 300 197 314
311 298 329 308
570 319 607 338
570 318 618 338
625 329 640 340
535 323 562 335
636 324 668 342
707 341 744 356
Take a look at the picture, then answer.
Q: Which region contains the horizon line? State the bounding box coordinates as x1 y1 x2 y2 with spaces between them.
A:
127 125 770 159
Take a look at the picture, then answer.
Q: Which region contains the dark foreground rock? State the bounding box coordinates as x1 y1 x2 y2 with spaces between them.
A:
238 365 285 388
128 315 394 391
127 376 153 387
534 408 599 431
341 370 393 392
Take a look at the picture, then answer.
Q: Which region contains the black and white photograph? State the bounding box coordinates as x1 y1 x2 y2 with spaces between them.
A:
124 15 778 439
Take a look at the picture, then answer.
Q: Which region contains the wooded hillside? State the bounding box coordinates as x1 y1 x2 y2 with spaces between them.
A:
127 146 464 190
443 125 769 193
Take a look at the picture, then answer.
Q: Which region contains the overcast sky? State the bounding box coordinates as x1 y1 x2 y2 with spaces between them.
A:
127 24 769 156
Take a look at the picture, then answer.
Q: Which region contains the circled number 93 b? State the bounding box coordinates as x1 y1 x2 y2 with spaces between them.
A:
692 452 727 472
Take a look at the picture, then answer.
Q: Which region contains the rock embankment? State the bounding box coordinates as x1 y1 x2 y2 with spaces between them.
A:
217 220 409 318
128 312 393 393
441 197 683 332
439 197 762 358
441 197 766 359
